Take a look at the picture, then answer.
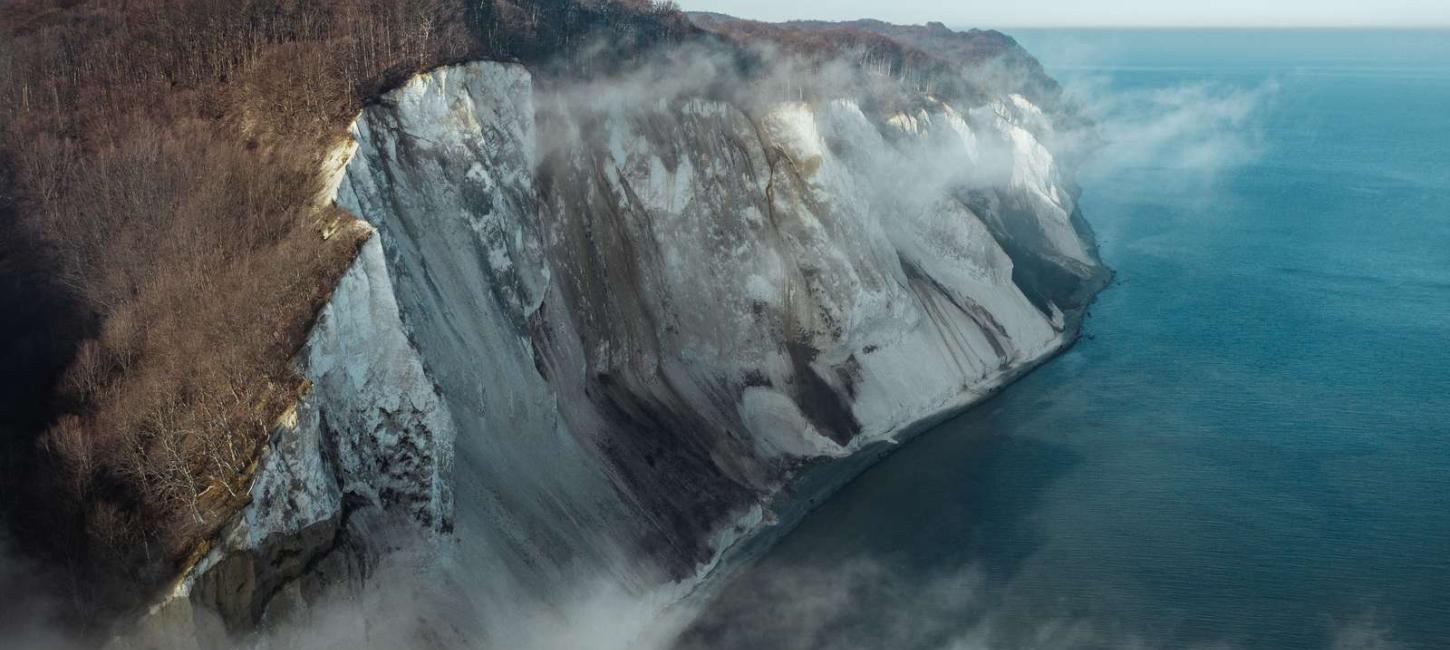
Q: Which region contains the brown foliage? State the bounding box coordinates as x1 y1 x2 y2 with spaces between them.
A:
0 0 480 621
0 0 691 626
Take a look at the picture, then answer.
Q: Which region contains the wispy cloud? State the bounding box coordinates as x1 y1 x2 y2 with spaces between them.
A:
672 550 1411 650
1330 614 1402 650
1064 75 1279 181
673 554 1222 650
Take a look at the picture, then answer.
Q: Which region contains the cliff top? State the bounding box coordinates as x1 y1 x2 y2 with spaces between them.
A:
686 12 1065 111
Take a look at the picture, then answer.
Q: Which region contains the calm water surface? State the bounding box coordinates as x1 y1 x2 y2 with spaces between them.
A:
687 30 1450 650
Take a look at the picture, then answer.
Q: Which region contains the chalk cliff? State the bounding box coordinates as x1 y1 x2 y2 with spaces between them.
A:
136 30 1107 649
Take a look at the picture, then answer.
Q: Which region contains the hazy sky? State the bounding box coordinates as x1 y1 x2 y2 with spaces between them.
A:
679 0 1450 28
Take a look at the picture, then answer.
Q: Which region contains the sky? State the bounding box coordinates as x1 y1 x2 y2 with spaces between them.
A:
678 0 1450 28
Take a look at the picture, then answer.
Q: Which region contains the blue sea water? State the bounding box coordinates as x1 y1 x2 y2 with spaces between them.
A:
688 30 1450 650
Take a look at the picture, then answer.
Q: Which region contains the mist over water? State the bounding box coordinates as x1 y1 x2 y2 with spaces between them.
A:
683 29 1450 650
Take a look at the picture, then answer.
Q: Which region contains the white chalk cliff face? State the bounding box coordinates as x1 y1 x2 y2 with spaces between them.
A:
159 57 1106 648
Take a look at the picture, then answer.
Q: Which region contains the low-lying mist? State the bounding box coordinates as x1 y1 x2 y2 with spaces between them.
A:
675 553 1402 650
1069 77 1279 181
1 533 75 650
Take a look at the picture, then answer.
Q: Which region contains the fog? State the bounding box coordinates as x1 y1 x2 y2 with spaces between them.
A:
675 552 1403 650
1068 77 1278 183
0 533 81 650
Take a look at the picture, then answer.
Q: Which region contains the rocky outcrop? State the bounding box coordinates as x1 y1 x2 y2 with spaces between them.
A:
145 43 1106 648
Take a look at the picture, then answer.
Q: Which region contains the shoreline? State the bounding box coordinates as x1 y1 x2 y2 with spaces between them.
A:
662 263 1114 639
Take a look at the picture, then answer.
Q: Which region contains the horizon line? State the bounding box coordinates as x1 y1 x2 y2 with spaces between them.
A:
977 24 1450 30
693 14 1450 30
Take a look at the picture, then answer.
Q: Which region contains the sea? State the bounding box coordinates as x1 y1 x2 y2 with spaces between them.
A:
683 29 1450 650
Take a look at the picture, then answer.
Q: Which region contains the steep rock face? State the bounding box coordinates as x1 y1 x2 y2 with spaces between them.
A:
155 54 1106 647
326 60 1103 644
